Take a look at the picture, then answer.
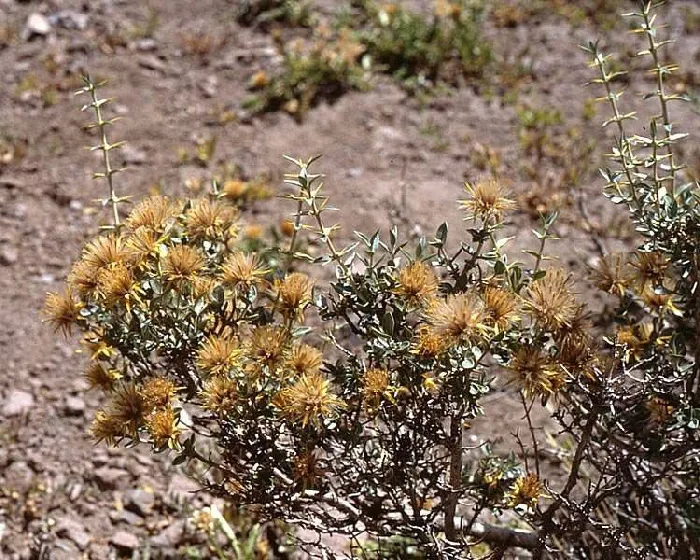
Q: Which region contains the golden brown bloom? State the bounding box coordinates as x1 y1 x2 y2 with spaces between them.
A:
107 383 146 438
196 333 242 376
141 377 179 411
525 268 579 332
292 450 324 490
250 70 269 89
617 322 654 362
243 224 264 239
249 326 288 371
276 272 314 319
482 286 520 331
506 474 544 508
90 409 128 446
394 262 438 307
630 251 669 288
162 245 205 284
221 180 249 201
425 293 487 345
97 261 136 307
275 372 344 429
280 220 296 238
589 254 634 296
124 227 161 269
557 335 597 380
184 198 238 241
362 368 391 409
460 179 516 220
422 372 442 394
43 288 83 336
414 326 449 358
84 362 121 392
287 344 323 377
81 331 115 361
68 236 127 297
146 406 181 448
200 376 239 416
124 196 178 233
221 252 268 289
508 345 565 399
641 287 680 315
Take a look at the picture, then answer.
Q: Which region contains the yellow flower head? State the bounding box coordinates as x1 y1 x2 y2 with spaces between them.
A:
287 344 323 377
43 288 83 336
90 409 128 446
196 333 242 377
275 372 344 429
106 382 146 439
508 345 565 399
146 406 181 448
221 252 269 289
162 245 205 284
250 70 269 89
141 377 179 411
280 219 296 238
414 326 449 358
362 368 391 409
630 251 669 288
506 474 544 509
84 362 121 392
124 195 178 233
249 326 288 372
97 261 136 307
525 268 579 332
276 272 314 319
425 292 487 345
68 235 127 297
124 227 161 269
482 286 520 331
395 261 438 307
184 198 238 241
460 179 516 220
200 376 239 416
243 224 264 239
589 253 634 296
221 180 249 201
292 450 324 490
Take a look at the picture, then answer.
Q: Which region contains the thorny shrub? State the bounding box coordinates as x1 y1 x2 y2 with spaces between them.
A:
44 2 699 558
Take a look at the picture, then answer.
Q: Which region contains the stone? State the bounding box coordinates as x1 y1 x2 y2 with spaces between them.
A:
92 466 128 490
55 517 91 550
121 145 147 166
63 396 85 417
149 519 186 549
167 474 200 504
110 530 140 551
124 488 155 517
25 13 51 38
2 390 34 417
49 539 81 560
48 11 89 30
110 509 144 526
0 247 18 266
138 55 167 72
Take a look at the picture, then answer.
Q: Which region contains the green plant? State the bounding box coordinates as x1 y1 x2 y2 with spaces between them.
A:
235 0 315 29
44 2 700 559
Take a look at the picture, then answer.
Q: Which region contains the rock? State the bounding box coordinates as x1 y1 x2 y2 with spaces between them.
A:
92 466 128 490
135 39 157 52
167 474 200 504
55 517 91 550
2 390 34 417
3 461 34 494
48 11 89 30
138 55 167 72
50 539 81 560
0 247 17 266
25 13 51 38
149 519 186 549
110 509 144 526
121 144 147 166
63 396 85 417
124 488 155 517
110 530 140 552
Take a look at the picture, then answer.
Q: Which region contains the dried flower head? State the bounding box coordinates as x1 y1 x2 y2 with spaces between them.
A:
276 272 314 319
243 224 264 239
146 406 181 448
97 261 136 307
68 236 127 297
275 372 344 429
362 368 391 409
287 344 323 377
200 376 239 416
425 293 487 345
395 261 438 307
84 362 121 392
43 288 83 336
508 345 565 399
460 179 516 220
197 333 242 377
589 253 634 296
184 198 238 241
292 450 324 490
249 326 288 372
124 195 178 233
90 409 128 446
280 219 296 238
106 383 146 439
630 251 669 288
124 227 161 269
557 335 597 379
414 326 449 358
646 396 674 426
641 287 680 315
162 245 205 284
482 286 520 331
506 474 544 508
525 268 579 332
250 70 269 89
617 322 654 362
221 180 249 201
221 252 268 289
141 377 179 411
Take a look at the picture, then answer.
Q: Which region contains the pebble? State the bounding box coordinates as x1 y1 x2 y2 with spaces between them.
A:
124 488 156 516
138 55 167 72
55 517 91 550
149 519 186 549
51 539 81 560
63 395 85 416
25 13 51 38
0 247 17 266
48 11 89 30
110 530 140 551
92 466 129 490
121 144 147 165
167 474 200 504
2 390 34 417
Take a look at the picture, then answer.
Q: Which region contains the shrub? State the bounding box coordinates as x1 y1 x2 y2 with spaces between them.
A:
45 2 699 558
